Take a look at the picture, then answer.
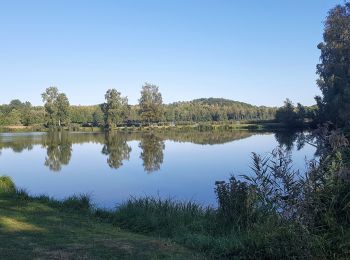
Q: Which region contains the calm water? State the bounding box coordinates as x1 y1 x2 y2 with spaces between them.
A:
0 130 315 209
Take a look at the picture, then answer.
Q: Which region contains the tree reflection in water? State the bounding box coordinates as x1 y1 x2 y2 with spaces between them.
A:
0 129 315 174
139 133 165 173
102 132 131 169
43 131 72 172
274 131 308 152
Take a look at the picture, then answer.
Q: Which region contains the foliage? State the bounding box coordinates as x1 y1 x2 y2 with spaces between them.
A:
41 87 70 127
215 177 257 228
316 2 350 127
0 100 45 126
165 98 277 123
0 176 16 193
1 95 279 128
139 83 164 124
102 89 129 129
275 99 313 127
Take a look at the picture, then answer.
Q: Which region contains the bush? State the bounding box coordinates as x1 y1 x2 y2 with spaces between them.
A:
215 177 257 228
0 176 15 193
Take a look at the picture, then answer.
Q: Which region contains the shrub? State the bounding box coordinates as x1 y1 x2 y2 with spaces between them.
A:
0 176 15 193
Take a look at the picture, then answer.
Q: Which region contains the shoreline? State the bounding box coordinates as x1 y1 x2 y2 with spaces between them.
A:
0 121 311 134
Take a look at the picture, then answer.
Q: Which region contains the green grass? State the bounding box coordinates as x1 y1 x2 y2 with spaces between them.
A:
95 197 315 259
0 177 311 259
0 181 203 259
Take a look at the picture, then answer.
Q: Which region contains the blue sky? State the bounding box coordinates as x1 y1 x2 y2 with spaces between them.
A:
0 0 342 106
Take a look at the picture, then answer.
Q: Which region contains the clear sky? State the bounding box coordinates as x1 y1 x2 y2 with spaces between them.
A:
0 0 342 106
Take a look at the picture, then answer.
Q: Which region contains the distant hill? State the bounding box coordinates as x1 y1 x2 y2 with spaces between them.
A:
192 98 256 107
169 98 273 108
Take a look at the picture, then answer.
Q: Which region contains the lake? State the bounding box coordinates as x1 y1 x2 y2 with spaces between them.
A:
0 130 316 209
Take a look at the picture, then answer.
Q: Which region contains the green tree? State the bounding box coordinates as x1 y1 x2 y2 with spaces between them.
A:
56 93 70 126
5 109 22 125
20 102 33 126
138 83 163 124
41 87 70 127
276 99 298 126
316 2 350 127
9 99 25 111
102 89 129 129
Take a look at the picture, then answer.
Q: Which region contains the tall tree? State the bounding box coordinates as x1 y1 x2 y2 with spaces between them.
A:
56 93 70 127
41 87 70 127
102 89 129 129
138 83 163 124
316 2 350 127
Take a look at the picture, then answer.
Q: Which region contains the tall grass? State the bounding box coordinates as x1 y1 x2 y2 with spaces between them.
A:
0 177 92 213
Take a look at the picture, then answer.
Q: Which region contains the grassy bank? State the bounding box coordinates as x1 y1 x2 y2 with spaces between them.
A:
0 180 305 259
0 176 324 259
0 177 202 259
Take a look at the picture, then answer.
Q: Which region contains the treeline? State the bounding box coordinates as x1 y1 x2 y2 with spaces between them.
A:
0 100 45 126
0 85 279 128
275 98 318 127
164 98 276 122
69 98 278 125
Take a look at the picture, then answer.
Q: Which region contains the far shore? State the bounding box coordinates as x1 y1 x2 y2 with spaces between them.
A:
0 120 310 134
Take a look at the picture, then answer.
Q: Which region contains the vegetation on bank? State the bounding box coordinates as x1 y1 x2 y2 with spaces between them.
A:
0 176 202 259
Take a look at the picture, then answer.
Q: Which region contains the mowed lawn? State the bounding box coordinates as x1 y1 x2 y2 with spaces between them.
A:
0 194 203 259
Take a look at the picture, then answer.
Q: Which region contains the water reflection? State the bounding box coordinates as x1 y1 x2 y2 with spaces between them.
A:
43 131 72 171
102 132 131 169
0 130 313 173
0 130 317 208
139 133 165 173
274 131 308 152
